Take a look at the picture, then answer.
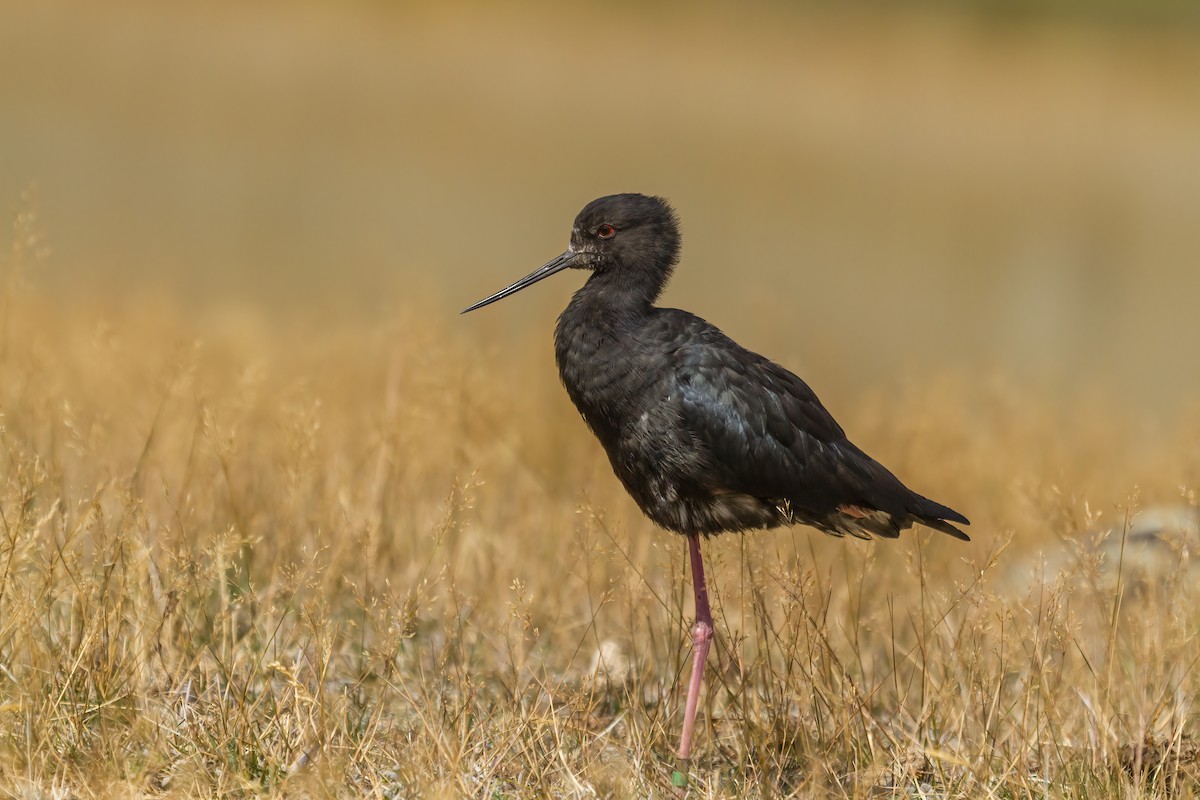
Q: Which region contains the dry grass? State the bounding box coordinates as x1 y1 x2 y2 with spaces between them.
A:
3 209 1200 799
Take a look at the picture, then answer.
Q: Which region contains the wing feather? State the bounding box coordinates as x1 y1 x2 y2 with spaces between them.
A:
675 339 914 518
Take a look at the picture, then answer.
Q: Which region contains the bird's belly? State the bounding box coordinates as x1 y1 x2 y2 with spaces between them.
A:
604 412 786 536
620 467 785 536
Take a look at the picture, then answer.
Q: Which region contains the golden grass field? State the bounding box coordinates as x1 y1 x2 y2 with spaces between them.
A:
2 2 1200 797
3 201 1200 798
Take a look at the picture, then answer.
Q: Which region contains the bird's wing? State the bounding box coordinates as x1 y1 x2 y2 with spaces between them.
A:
673 337 913 516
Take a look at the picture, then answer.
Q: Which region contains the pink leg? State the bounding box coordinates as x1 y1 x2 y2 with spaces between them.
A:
677 533 714 762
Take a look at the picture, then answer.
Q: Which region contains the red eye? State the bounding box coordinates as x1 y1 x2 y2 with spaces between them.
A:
597 224 616 239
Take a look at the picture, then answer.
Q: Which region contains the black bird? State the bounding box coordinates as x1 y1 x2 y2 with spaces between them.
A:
463 193 969 768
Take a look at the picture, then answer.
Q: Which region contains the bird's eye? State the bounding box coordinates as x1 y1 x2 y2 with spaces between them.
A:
596 224 616 239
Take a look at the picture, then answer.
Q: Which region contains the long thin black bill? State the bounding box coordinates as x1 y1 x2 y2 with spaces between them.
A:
461 250 583 314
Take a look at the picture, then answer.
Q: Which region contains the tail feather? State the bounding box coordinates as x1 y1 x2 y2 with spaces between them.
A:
811 496 971 542
918 515 971 541
908 493 971 541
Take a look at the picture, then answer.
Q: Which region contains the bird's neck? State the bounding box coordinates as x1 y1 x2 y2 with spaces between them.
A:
554 270 661 430
570 266 663 318
554 268 668 391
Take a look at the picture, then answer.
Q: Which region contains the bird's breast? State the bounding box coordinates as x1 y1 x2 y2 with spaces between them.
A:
555 311 656 416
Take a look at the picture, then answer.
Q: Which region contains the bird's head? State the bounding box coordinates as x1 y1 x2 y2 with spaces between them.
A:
568 194 680 276
463 193 680 313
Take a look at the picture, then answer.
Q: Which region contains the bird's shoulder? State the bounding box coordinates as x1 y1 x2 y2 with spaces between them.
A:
644 308 846 446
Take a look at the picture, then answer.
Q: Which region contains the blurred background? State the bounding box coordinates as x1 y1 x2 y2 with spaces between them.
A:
2 0 1198 415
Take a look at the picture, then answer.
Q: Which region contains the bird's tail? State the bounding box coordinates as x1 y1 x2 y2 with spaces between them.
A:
908 495 971 541
815 495 970 541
